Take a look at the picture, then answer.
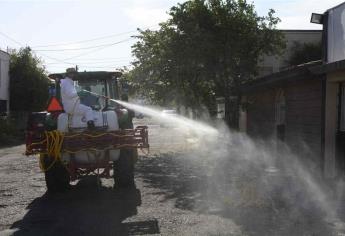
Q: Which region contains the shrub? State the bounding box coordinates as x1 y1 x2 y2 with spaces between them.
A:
0 118 24 146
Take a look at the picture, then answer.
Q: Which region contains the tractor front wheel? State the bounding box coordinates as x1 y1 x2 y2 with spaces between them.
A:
114 149 135 188
42 155 70 193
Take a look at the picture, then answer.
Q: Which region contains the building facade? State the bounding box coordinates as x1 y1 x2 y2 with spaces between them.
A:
240 2 345 178
241 62 324 171
216 30 322 122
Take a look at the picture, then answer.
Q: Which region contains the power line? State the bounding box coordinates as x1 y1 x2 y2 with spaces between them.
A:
31 24 159 48
0 30 134 69
0 31 25 47
44 57 132 63
0 30 76 66
32 30 137 48
61 38 135 61
42 39 134 65
34 37 133 52
46 59 131 65
54 56 131 61
49 64 131 69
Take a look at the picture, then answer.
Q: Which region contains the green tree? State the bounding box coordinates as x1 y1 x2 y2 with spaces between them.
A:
288 41 322 66
130 0 285 127
9 47 50 112
129 26 176 105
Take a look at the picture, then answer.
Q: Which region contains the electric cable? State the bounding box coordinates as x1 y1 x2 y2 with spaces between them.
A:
34 38 133 52
32 30 137 48
0 30 76 65
0 30 133 67
31 24 158 48
62 38 135 61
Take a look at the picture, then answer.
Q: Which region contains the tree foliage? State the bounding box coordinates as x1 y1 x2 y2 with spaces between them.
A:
288 41 322 66
128 0 285 126
9 47 50 112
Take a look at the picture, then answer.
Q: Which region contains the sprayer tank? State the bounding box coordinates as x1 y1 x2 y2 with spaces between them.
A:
57 110 120 163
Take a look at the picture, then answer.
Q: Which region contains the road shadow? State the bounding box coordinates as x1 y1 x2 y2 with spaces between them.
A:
10 177 159 236
136 153 335 236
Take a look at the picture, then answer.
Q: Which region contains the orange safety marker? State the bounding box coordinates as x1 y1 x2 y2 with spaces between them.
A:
46 96 64 112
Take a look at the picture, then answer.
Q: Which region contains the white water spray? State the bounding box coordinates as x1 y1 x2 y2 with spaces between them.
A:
79 89 345 232
79 88 217 136
112 99 218 136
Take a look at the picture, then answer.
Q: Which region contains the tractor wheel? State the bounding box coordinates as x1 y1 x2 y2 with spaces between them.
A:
42 155 70 193
114 149 135 188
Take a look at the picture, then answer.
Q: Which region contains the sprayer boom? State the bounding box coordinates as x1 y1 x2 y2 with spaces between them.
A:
26 126 149 156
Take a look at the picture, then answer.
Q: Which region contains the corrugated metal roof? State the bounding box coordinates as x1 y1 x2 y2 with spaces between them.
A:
241 61 322 93
309 59 345 74
241 58 345 93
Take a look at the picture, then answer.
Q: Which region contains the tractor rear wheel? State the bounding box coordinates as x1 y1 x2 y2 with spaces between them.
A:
114 149 135 188
42 155 70 193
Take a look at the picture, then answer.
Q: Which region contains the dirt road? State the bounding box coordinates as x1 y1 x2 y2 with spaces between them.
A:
0 119 344 235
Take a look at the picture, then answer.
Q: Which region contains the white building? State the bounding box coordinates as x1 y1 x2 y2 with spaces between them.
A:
0 50 10 115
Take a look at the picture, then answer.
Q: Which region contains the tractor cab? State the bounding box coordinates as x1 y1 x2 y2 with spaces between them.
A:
48 71 123 111
48 71 135 132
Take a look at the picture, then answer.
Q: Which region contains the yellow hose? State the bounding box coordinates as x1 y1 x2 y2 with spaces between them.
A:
38 130 64 172
31 130 143 172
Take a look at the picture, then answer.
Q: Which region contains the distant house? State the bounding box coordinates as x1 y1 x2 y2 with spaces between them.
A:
0 50 10 116
240 2 345 178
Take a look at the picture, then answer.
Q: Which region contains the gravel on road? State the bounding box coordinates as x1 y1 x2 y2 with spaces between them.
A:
0 120 344 235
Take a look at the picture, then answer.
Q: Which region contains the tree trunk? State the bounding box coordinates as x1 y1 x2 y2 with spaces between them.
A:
224 95 231 127
224 93 240 130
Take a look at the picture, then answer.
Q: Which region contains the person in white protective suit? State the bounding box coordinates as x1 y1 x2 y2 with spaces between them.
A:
60 68 95 129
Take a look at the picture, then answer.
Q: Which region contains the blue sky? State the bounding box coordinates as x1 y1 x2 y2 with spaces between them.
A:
0 0 343 73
